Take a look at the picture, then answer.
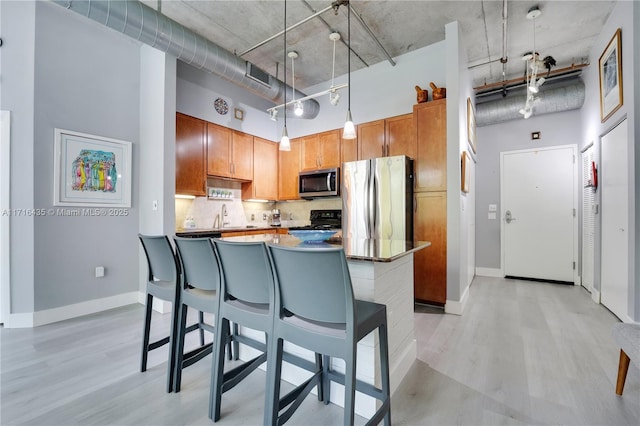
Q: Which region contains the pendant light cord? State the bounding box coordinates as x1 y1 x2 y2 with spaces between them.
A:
347 2 351 112
284 0 287 129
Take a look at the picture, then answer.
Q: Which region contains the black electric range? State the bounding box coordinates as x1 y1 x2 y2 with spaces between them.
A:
289 209 341 231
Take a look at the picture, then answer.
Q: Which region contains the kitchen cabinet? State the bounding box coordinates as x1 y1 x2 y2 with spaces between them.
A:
358 119 385 160
341 129 358 165
242 137 278 200
278 138 302 200
175 113 206 196
414 191 447 305
300 129 341 171
413 99 447 305
414 99 446 192
206 122 253 181
358 114 414 160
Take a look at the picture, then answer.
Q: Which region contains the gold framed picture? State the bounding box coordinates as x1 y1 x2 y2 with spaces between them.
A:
467 97 476 154
598 28 623 122
461 151 470 193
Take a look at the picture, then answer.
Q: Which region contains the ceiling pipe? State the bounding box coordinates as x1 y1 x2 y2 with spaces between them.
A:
53 0 320 119
476 79 585 126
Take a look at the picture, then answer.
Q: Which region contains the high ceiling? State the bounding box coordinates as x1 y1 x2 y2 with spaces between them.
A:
144 0 615 93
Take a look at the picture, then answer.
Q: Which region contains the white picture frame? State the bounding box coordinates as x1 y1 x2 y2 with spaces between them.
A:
53 128 132 207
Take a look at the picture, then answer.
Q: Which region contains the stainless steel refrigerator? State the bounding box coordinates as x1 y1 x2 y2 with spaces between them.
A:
342 155 413 241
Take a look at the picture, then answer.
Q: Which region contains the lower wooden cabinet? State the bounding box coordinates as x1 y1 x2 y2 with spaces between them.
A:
414 191 447 305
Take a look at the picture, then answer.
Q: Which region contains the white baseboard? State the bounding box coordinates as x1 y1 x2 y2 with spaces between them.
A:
475 267 504 278
445 285 469 316
591 288 600 304
3 292 139 328
3 311 35 328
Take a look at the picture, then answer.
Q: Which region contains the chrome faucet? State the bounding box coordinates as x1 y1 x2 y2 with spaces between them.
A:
212 213 221 229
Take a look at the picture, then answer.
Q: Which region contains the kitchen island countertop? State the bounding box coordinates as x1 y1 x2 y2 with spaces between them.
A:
219 233 430 262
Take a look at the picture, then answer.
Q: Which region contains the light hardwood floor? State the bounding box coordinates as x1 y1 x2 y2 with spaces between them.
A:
2 276 638 425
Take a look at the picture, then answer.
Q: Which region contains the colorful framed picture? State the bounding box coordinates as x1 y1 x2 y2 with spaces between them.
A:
598 28 623 122
467 97 476 154
53 128 132 207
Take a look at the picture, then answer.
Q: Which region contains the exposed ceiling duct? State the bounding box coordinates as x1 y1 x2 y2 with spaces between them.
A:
476 79 585 127
53 0 320 119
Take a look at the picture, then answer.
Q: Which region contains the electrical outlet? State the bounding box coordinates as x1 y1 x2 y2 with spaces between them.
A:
95 266 105 278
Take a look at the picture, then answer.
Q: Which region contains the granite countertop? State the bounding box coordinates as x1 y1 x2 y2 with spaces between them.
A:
175 225 280 237
219 233 431 263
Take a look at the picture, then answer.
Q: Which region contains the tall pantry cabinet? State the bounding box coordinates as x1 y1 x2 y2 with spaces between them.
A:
413 99 447 305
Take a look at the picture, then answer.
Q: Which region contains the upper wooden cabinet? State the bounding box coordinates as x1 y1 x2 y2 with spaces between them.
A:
278 138 302 201
386 113 415 159
358 114 414 160
414 99 446 192
175 113 206 196
300 129 341 171
242 137 278 201
341 129 358 165
206 122 253 181
358 119 385 160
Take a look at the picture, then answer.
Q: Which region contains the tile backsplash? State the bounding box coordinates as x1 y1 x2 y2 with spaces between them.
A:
176 195 342 230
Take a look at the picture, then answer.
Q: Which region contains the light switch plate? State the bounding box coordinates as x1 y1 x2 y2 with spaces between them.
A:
488 212 497 220
488 204 497 212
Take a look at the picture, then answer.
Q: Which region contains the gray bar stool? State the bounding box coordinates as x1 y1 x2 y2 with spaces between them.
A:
137 234 184 393
265 244 391 426
208 240 276 422
172 236 221 392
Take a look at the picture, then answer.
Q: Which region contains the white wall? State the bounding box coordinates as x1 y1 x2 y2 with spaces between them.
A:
176 40 447 141
580 0 636 321
443 21 475 313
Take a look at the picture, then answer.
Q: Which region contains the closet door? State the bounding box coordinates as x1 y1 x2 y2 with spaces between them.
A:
600 119 629 321
581 146 596 294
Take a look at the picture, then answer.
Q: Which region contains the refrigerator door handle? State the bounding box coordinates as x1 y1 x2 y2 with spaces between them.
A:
368 161 376 239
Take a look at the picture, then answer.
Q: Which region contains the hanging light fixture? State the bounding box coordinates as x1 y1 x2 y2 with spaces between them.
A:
519 6 555 119
342 1 356 139
288 51 304 117
279 0 291 151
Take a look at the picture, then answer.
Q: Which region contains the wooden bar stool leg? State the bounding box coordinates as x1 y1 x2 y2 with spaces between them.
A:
616 349 631 396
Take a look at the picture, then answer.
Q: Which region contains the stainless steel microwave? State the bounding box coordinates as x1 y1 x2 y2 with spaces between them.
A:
298 168 340 198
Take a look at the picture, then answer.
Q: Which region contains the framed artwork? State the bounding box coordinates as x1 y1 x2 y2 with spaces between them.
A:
467 97 476 154
461 151 470 193
599 28 623 122
53 128 132 207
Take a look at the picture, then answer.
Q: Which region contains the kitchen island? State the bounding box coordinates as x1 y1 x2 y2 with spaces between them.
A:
220 233 430 418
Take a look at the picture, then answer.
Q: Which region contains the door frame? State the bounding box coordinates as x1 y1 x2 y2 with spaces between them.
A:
500 144 579 284
1 110 11 323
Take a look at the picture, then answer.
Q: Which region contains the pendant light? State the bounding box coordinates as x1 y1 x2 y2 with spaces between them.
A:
279 0 291 151
342 2 356 139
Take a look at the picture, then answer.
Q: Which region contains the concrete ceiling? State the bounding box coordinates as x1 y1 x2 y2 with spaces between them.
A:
145 0 615 93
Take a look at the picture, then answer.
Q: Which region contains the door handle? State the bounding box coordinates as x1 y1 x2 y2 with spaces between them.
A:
505 210 516 224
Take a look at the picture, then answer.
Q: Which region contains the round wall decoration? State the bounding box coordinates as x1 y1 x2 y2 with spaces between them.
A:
214 98 229 115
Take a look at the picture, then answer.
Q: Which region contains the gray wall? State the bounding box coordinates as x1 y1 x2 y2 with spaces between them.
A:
475 109 583 270
2 1 141 313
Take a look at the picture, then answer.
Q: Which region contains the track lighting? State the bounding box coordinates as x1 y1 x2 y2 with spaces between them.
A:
269 108 278 121
280 0 290 151
294 100 304 116
329 91 341 106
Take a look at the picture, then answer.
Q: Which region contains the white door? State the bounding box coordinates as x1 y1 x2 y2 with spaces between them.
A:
581 146 596 293
600 119 629 321
501 145 577 282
